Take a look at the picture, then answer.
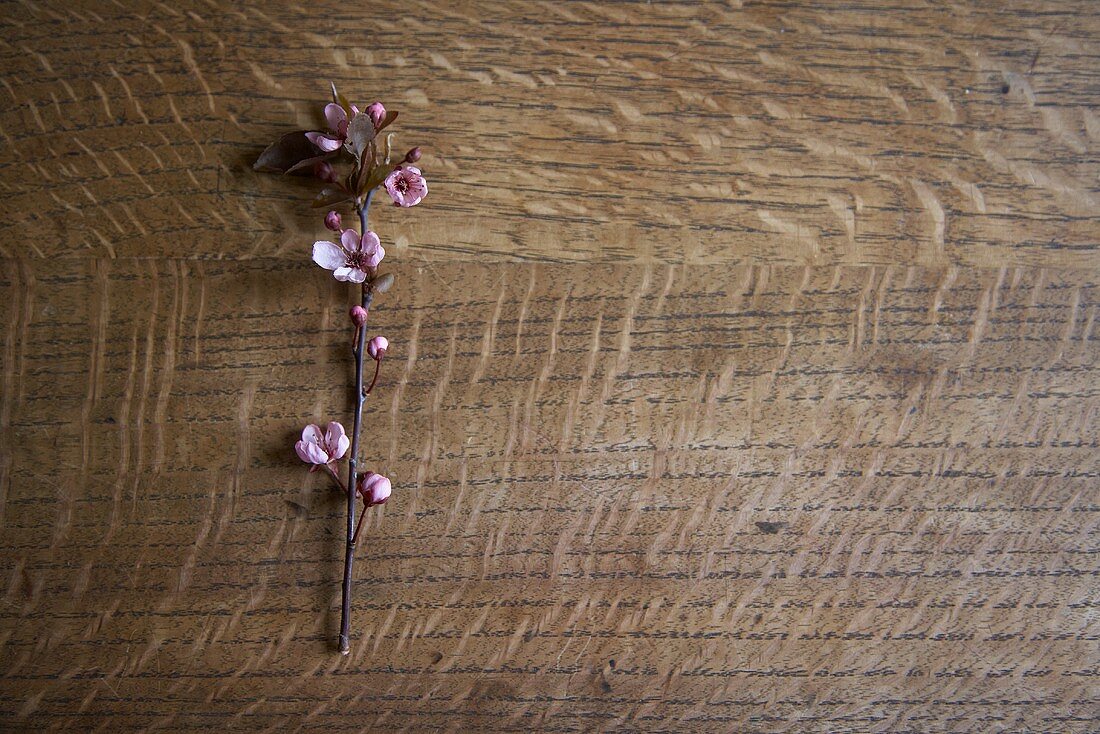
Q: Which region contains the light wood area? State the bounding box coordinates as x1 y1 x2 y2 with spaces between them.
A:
2 1 1099 265
1 1 1098 732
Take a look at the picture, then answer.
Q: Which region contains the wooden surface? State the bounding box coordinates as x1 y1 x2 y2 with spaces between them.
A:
2 1 1099 732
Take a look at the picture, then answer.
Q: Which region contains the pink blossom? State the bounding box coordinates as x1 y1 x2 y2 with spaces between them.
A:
295 422 350 465
365 102 386 129
306 102 360 152
367 336 389 360
357 472 392 506
312 229 385 283
384 166 428 207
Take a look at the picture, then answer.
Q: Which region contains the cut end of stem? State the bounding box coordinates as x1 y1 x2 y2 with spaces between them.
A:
339 635 350 655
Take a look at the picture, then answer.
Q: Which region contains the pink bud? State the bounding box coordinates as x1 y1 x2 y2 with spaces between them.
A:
366 102 386 128
349 306 368 327
313 161 338 183
404 147 422 163
324 210 342 231
367 336 389 360
357 472 392 506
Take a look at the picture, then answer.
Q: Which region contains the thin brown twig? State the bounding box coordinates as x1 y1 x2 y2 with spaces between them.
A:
364 354 383 396
351 503 368 546
337 193 376 655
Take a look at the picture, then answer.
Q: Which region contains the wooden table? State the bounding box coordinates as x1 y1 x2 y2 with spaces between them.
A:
2 2 1098 731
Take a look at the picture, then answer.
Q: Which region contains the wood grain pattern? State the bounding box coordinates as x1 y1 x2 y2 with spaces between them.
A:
0 1 1098 265
2 0 1099 731
2 262 1098 730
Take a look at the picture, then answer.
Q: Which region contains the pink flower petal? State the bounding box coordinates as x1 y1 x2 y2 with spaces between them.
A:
305 131 342 152
323 103 347 131
360 230 381 252
296 439 329 465
405 176 428 206
365 243 385 268
383 175 403 205
372 479 392 504
312 241 346 270
333 267 368 283
324 421 349 460
301 424 323 443
341 228 361 252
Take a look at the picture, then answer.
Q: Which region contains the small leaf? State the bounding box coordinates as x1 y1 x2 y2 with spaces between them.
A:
346 114 376 159
285 152 333 175
372 272 395 293
254 131 319 174
377 110 398 132
354 143 379 198
363 163 392 194
312 186 351 208
331 81 354 119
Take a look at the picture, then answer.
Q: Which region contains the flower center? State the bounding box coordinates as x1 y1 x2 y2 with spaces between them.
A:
346 250 370 270
395 176 410 193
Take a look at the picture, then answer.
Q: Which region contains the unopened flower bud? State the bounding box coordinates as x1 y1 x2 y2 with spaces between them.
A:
313 161 338 183
324 210 342 231
367 336 389 360
349 306 368 327
357 471 392 506
404 147 421 163
366 102 386 129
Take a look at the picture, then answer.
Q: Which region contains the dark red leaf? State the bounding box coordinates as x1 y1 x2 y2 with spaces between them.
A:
353 143 376 197
331 81 354 119
285 152 334 175
253 131 320 174
376 110 398 132
362 163 392 195
346 114 376 159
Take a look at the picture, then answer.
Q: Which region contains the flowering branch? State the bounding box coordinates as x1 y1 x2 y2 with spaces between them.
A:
260 83 425 655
